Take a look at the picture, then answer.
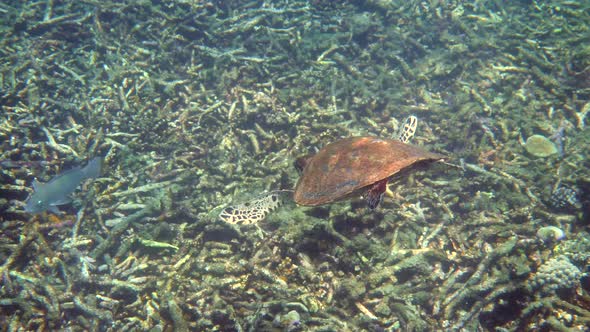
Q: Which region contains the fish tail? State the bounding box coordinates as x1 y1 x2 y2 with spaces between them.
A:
82 157 102 179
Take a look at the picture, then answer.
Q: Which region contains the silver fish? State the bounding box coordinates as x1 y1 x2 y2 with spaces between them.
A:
25 157 102 214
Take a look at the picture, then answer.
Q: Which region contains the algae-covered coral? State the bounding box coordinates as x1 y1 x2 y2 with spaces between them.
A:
1 0 590 331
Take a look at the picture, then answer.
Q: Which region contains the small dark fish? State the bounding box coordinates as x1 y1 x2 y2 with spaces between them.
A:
25 157 102 214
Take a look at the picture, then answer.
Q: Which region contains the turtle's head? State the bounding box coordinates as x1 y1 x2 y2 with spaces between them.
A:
294 155 313 174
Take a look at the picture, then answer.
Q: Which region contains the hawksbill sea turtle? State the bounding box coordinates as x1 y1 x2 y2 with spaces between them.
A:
219 116 445 224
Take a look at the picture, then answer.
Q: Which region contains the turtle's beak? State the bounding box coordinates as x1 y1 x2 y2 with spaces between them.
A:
294 155 313 174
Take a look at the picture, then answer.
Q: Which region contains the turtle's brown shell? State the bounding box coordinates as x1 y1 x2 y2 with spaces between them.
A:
293 136 444 206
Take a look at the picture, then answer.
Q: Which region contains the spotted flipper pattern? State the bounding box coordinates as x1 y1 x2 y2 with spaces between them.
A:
397 115 418 143
219 190 290 225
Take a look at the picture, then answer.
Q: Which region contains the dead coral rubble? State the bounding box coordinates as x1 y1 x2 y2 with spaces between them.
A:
1 0 590 331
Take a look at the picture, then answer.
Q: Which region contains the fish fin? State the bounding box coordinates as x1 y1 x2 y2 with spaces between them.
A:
52 197 72 205
48 205 62 215
83 157 102 179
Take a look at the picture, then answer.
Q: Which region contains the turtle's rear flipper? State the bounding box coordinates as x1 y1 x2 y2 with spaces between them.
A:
219 190 292 225
365 178 388 210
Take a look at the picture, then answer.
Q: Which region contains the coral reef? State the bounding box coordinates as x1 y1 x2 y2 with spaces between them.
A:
529 255 582 296
1 0 590 331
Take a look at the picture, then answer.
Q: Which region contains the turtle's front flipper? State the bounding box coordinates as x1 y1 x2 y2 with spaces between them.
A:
397 115 418 143
365 178 388 209
219 190 291 225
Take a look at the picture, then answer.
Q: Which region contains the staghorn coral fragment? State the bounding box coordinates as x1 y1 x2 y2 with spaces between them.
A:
91 202 159 259
172 254 192 270
0 231 37 276
443 238 519 319
8 270 39 283
103 279 143 293
451 284 518 331
41 127 80 157
0 297 32 318
106 180 176 199
73 296 113 323
162 293 189 332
